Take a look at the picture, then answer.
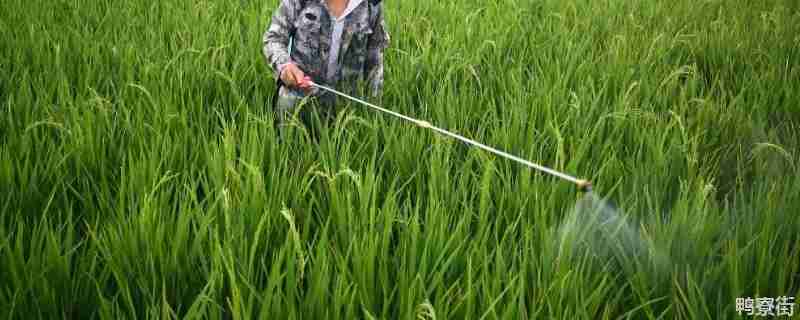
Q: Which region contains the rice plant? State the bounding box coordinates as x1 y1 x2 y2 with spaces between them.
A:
1 0 798 319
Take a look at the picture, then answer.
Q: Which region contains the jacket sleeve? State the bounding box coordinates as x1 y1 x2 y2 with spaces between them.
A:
263 0 297 79
364 3 390 98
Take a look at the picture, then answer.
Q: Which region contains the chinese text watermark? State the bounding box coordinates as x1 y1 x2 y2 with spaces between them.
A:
736 296 795 317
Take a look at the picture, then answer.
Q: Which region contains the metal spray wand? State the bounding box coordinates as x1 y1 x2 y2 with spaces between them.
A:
303 80 593 192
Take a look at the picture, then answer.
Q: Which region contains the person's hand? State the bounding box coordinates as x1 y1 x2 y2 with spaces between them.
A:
280 63 313 92
297 75 312 90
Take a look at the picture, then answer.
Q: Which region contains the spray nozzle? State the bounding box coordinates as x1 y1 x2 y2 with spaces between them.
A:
577 179 593 192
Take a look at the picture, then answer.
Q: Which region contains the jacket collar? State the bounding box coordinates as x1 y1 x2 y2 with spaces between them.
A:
338 0 365 21
314 0 366 21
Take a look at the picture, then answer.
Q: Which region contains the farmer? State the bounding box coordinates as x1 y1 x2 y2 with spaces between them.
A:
263 0 390 135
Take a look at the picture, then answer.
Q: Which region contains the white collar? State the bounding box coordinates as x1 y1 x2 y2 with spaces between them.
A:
334 0 365 22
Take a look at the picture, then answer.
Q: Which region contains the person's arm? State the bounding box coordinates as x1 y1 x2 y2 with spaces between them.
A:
263 0 297 79
364 3 390 98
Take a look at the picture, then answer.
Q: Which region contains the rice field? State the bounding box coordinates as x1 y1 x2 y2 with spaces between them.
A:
1 0 799 318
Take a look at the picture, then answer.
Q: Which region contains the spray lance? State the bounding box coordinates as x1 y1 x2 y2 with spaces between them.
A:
291 81 670 275
295 77 594 192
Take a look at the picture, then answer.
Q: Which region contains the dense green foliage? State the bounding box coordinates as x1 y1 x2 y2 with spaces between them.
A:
2 0 799 318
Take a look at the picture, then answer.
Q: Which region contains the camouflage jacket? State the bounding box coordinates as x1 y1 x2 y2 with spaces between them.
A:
263 0 390 100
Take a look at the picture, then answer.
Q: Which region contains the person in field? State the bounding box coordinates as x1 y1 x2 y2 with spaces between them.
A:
263 0 390 134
